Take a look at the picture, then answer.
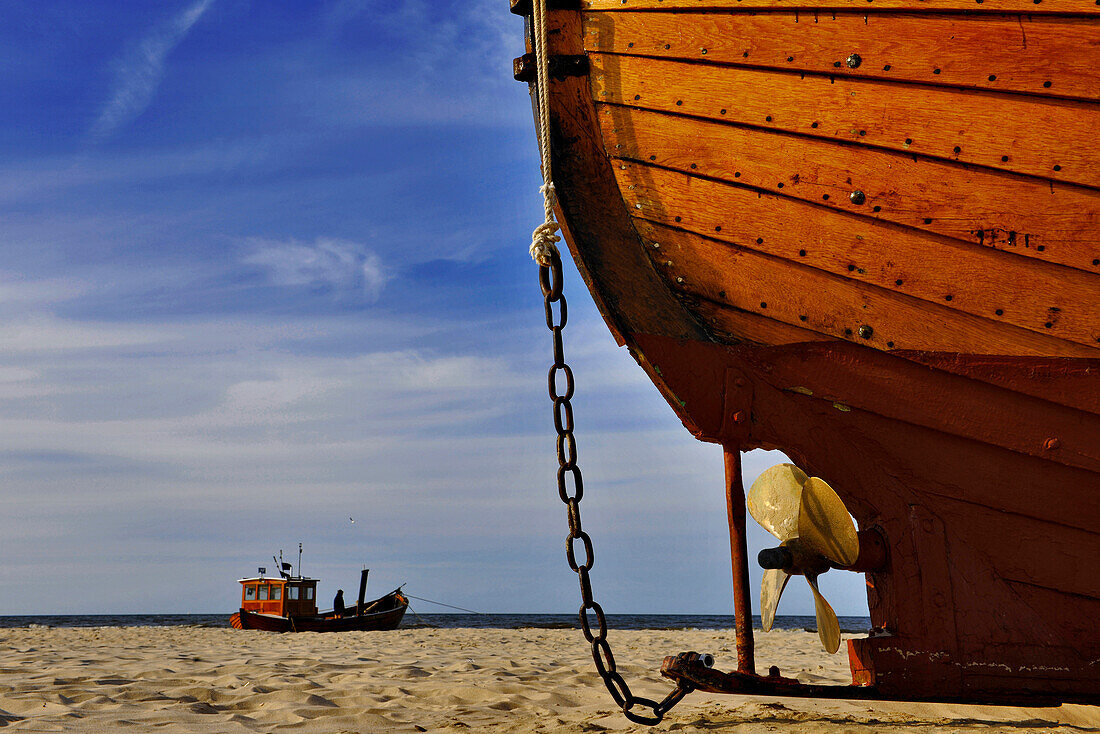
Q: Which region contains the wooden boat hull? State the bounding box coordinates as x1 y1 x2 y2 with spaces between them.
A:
515 2 1100 703
229 591 408 633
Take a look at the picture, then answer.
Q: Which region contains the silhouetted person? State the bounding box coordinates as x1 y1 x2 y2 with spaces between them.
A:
333 589 345 617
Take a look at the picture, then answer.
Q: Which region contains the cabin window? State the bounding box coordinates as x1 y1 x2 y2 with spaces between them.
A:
306 586 314 600
259 585 269 600
272 586 282 600
244 585 256 600
288 586 299 600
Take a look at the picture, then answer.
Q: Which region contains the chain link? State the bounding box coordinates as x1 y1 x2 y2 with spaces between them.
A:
539 251 693 725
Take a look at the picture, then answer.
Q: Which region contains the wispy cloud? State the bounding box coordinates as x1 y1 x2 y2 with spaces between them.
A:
90 0 215 141
243 237 387 301
0 135 291 205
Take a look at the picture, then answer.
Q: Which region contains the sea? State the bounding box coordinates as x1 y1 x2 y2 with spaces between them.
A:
0 613 871 633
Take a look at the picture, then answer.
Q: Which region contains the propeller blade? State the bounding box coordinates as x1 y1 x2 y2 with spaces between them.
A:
807 575 842 654
798 477 860 567
747 463 808 541
760 567 791 632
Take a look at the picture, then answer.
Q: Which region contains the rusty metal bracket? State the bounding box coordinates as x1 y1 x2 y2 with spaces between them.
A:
513 53 589 83
661 652 1088 706
510 0 581 15
722 368 754 443
663 652 880 700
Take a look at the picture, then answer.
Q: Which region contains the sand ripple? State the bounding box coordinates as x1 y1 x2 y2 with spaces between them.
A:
0 626 1095 732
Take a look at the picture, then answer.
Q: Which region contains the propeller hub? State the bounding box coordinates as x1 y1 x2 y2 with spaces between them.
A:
757 546 793 570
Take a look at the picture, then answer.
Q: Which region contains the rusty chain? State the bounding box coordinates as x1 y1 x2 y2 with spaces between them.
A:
539 251 694 725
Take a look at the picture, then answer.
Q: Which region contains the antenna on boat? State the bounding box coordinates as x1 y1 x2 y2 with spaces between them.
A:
277 549 292 578
298 542 303 579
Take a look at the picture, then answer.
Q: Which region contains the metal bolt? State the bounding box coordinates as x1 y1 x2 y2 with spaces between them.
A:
858 325 873 339
732 411 746 424
1044 437 1061 450
846 53 862 69
850 190 866 205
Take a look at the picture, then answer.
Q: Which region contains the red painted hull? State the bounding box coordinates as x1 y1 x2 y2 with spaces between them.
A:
634 335 1100 703
230 591 408 633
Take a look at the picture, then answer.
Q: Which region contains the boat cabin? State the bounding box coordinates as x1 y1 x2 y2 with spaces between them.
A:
238 574 318 617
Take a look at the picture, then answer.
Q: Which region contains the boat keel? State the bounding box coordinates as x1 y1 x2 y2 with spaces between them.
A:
660 650 1094 706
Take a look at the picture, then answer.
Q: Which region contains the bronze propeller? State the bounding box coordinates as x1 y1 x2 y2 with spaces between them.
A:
748 464 860 654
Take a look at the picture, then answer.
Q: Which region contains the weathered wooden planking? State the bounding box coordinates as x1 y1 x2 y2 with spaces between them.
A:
739 340 1100 474
598 104 1100 273
584 0 1100 14
934 495 1100 600
896 352 1100 413
1003 580 1100 646
590 54 1100 188
612 161 1100 345
582 12 1100 101
536 10 1100 701
690 295 838 344
634 219 1099 357
910 442 1100 536
540 12 711 345
635 331 1100 517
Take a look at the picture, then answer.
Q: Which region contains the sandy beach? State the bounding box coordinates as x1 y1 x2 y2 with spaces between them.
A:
1 625 1095 733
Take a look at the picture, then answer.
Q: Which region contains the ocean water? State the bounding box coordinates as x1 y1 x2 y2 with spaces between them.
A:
0 613 871 633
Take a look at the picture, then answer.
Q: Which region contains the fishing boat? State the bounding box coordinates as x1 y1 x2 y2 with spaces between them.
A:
512 0 1099 709
229 553 407 633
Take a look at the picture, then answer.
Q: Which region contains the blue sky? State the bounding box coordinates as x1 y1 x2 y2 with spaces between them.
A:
0 0 867 619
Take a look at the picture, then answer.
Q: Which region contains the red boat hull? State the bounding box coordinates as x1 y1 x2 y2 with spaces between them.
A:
514 4 1100 704
634 334 1100 703
230 591 408 633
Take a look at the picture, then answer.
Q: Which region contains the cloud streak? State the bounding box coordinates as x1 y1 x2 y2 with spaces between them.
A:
243 238 388 301
90 0 215 141
0 268 869 615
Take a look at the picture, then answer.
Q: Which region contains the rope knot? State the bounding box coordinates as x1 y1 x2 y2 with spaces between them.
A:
530 221 561 267
531 183 561 266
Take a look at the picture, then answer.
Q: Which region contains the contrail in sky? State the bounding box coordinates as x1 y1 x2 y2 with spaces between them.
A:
90 0 215 142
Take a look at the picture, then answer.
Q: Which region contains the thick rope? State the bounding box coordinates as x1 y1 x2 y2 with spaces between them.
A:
530 0 561 267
